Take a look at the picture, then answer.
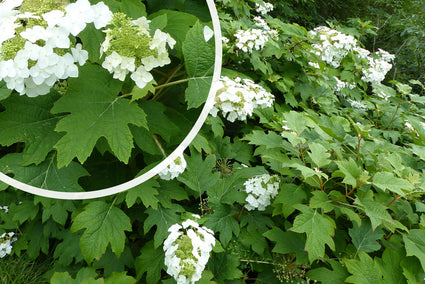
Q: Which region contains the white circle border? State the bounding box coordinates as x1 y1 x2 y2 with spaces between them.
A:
0 0 222 200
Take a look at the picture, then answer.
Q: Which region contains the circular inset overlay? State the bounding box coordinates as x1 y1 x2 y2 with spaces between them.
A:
0 0 222 200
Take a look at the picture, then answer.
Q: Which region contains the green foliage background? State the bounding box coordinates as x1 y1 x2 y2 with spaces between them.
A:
1 0 425 283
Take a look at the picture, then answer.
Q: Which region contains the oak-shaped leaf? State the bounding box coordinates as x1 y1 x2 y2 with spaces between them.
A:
71 201 132 263
144 204 185 248
291 204 336 262
0 153 88 192
135 241 165 283
0 93 62 165
343 252 384 284
182 21 215 108
51 63 148 168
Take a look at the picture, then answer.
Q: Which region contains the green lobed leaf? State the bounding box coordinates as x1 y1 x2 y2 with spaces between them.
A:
243 130 285 149
51 63 148 168
138 100 180 144
26 221 50 259
71 201 132 263
335 158 362 187
291 204 336 262
50 267 98 284
119 0 146 19
104 272 136 284
182 21 215 108
177 152 220 196
155 179 189 209
9 200 39 224
373 171 414 195
401 256 425 283
272 184 307 217
349 219 383 253
403 229 425 273
376 244 407 283
143 204 185 248
129 81 155 102
78 24 104 64
207 253 244 282
125 178 160 209
0 80 12 100
36 198 76 225
135 240 165 283
204 202 240 246
0 153 88 192
93 247 134 278
310 191 334 213
306 259 350 284
354 192 407 232
53 231 84 266
0 93 62 165
343 252 384 284
239 211 273 256
264 226 306 256
307 142 331 168
208 166 268 205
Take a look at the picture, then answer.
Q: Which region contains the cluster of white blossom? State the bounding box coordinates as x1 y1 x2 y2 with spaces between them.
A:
210 76 274 122
347 98 368 111
0 0 111 97
281 120 291 131
243 174 279 211
101 13 175 89
309 26 358 68
0 206 8 213
234 16 277 53
309 27 395 85
255 1 273 15
158 154 187 180
0 232 17 258
163 217 215 284
372 87 391 101
361 49 395 84
405 121 416 134
333 76 356 92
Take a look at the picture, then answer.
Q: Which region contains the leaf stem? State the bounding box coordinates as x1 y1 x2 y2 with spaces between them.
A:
154 78 191 91
331 182 363 202
299 142 306 164
385 95 404 129
386 194 401 207
240 259 274 265
153 64 184 100
152 134 167 158
356 133 361 161
236 205 245 221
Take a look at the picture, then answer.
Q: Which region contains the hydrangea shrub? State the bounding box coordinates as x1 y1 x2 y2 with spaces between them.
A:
1 0 425 283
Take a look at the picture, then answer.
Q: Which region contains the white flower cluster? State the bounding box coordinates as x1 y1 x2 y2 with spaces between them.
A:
0 0 112 97
255 1 273 15
163 218 216 284
309 27 395 85
243 174 279 211
101 15 176 89
210 76 275 122
405 121 416 134
309 26 358 68
333 76 356 92
347 98 368 111
372 87 391 101
0 206 8 213
0 232 17 258
234 16 277 53
158 154 187 180
361 48 395 84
